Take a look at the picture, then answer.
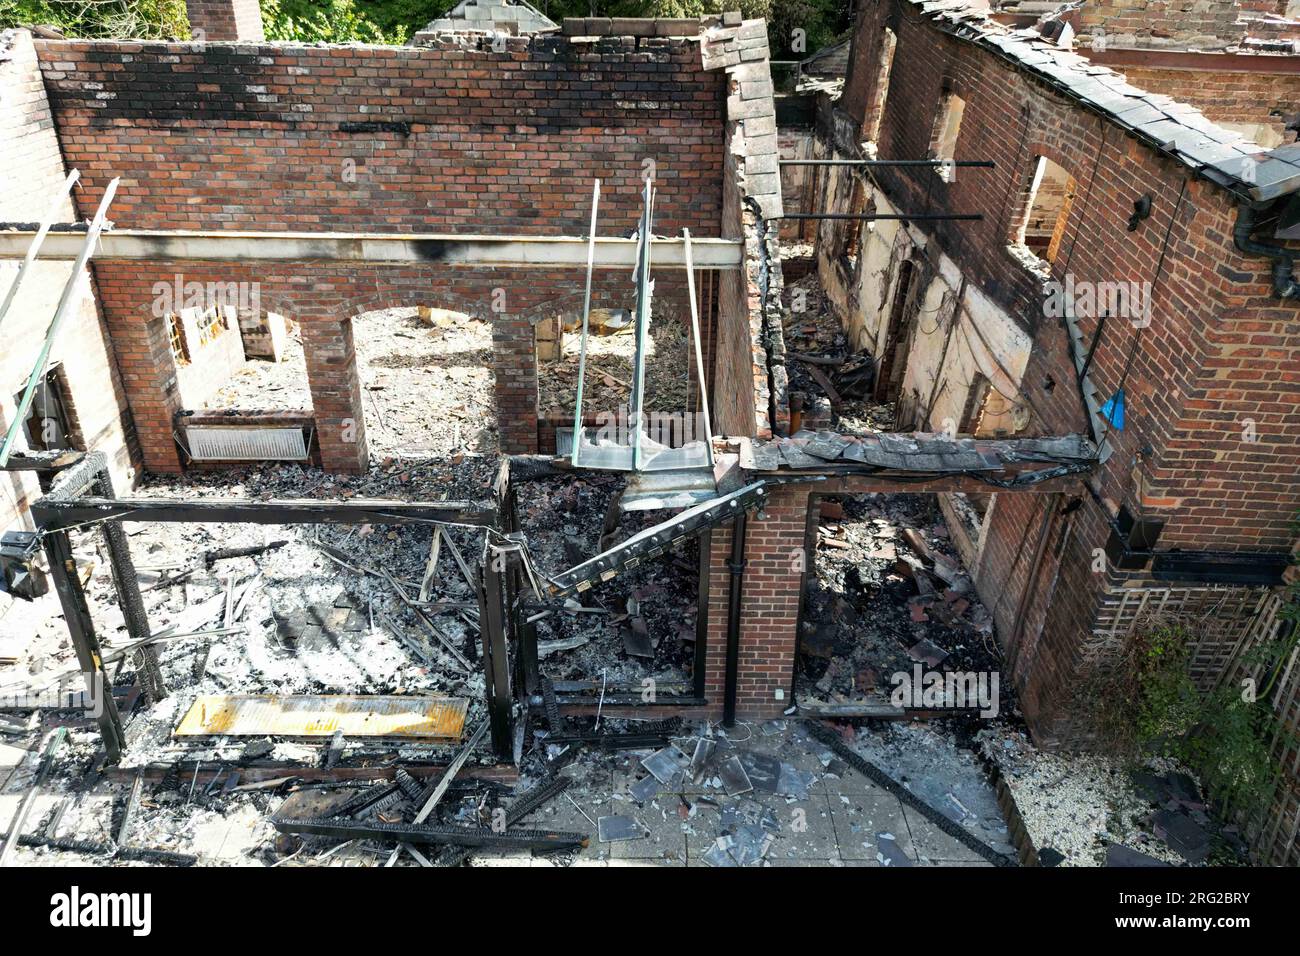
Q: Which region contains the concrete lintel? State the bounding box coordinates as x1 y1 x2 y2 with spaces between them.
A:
0 229 744 269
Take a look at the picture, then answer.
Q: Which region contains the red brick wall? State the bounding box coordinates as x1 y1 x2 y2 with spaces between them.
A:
0 30 134 527
714 147 764 437
701 476 1077 722
1073 0 1298 49
184 0 264 42
1109 63 1299 147
703 482 807 718
972 491 1119 744
34 36 724 236
30 34 730 469
835 0 1300 743
843 0 1300 553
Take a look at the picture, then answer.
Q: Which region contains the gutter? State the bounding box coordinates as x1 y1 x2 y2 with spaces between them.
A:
1233 203 1300 299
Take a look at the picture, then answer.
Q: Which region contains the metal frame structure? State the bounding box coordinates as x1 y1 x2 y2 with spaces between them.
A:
492 459 716 713
778 159 995 168
777 213 984 222
23 451 757 762
28 452 506 762
774 157 996 225
569 181 716 475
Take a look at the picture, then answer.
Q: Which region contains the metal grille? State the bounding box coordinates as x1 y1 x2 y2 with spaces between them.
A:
186 425 308 461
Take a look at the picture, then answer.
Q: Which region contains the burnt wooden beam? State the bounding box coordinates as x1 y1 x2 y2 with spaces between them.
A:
271 815 587 851
477 538 515 762
0 450 84 473
92 468 166 704
102 762 519 786
31 495 498 530
41 529 125 762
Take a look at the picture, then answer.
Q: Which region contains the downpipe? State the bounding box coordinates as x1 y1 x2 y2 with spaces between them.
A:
722 510 748 728
1233 203 1300 299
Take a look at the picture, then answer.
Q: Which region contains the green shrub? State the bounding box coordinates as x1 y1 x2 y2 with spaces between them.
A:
0 0 189 38
1127 621 1285 819
262 0 407 43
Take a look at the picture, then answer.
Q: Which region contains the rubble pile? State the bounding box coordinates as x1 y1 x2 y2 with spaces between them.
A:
798 494 1002 711
210 307 499 458
978 728 1246 866
211 324 312 410
781 272 895 432
515 473 699 686
354 308 498 459
538 312 690 417
2 457 501 777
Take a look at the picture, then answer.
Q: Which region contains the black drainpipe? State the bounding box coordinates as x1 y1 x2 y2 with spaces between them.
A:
722 510 749 728
1234 203 1300 299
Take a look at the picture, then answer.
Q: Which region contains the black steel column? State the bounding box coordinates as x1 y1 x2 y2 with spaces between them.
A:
504 489 539 700
42 529 126 761
692 529 712 700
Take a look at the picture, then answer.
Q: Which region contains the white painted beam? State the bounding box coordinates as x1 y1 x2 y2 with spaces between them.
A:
0 229 743 269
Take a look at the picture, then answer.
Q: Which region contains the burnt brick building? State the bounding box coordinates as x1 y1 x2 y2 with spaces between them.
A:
1 0 1298 865
784 0 1300 862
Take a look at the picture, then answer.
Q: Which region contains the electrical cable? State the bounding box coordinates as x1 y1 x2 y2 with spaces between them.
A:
1058 119 1110 278
1103 177 1187 460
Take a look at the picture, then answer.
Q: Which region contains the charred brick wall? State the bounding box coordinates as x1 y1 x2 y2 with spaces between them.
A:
832 0 1300 746
0 30 134 529
35 36 724 235
30 34 731 469
843 0 1300 554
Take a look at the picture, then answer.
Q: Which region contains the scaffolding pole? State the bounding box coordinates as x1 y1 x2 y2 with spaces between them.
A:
778 159 995 168
570 180 600 467
0 177 119 467
682 228 715 466
776 213 983 221
630 180 654 471
0 169 79 333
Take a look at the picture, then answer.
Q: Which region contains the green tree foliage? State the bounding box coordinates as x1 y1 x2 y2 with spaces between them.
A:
0 0 188 38
352 0 444 38
767 0 848 58
262 0 408 42
3 0 849 56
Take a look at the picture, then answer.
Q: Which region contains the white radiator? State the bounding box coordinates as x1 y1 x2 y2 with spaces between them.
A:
186 425 309 461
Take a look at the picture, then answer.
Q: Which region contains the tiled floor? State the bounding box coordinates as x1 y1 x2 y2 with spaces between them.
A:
474 722 1000 867
0 720 1005 867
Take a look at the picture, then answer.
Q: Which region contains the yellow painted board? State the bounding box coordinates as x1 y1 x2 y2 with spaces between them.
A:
175 694 468 739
